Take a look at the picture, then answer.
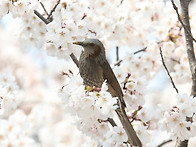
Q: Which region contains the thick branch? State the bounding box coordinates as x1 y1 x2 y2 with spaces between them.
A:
174 0 196 147
179 0 196 97
171 0 196 43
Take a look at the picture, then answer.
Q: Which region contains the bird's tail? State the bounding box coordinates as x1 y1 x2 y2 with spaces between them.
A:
116 103 142 147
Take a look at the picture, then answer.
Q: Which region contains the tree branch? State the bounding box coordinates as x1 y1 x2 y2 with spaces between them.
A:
171 0 196 43
159 47 178 93
34 0 61 24
179 0 196 97
116 46 119 62
107 118 117 127
114 46 147 66
47 0 61 21
34 10 50 24
70 53 79 68
114 60 123 66
133 47 147 54
157 139 172 147
40 1 49 16
174 0 196 147
115 46 121 66
175 139 188 147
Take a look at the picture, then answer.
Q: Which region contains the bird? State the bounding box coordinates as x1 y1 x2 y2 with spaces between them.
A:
73 38 142 147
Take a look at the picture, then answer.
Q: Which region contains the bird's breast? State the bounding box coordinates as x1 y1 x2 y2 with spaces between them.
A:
79 55 104 88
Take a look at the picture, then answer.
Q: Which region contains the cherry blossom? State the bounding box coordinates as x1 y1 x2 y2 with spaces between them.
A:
1 0 196 146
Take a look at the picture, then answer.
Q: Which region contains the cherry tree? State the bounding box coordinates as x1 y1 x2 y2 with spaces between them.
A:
0 0 196 147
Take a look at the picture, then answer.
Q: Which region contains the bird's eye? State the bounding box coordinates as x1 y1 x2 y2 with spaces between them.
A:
89 43 94 46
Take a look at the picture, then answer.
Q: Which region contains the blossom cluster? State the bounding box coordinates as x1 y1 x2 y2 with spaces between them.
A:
1 0 196 146
160 93 196 140
0 27 89 146
0 0 46 48
0 72 23 116
59 74 129 146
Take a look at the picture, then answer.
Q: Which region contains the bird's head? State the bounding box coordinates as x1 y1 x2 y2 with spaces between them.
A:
73 38 106 59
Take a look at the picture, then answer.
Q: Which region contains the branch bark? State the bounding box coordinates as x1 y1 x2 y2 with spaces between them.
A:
175 0 196 147
179 0 196 97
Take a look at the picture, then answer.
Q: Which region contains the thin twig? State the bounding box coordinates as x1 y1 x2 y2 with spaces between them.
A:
70 53 79 68
40 1 49 16
47 0 61 21
157 139 173 147
114 46 147 66
117 0 124 6
34 10 50 24
159 47 179 93
116 46 119 62
114 60 123 66
34 0 61 24
120 0 124 4
133 47 147 54
107 118 117 127
170 57 180 64
171 0 196 43
115 46 121 66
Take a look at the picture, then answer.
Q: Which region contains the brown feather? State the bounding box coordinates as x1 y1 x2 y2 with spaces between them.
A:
101 60 126 107
89 44 101 57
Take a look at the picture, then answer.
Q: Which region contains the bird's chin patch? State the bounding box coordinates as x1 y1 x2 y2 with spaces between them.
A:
84 48 94 56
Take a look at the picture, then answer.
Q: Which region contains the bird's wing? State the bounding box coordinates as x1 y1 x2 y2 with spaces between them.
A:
101 60 126 106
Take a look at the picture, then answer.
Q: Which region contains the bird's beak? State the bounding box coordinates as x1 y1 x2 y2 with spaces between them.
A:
73 41 84 46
